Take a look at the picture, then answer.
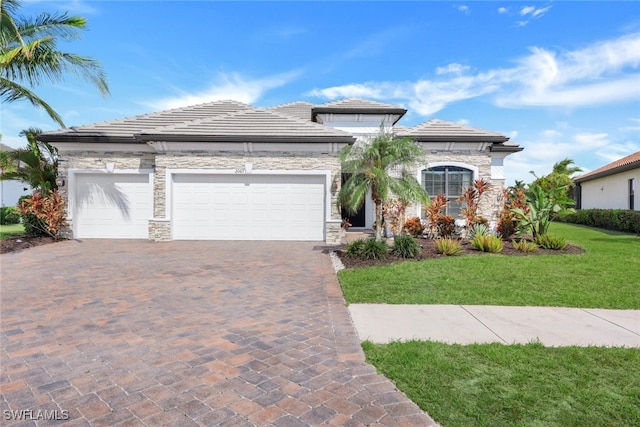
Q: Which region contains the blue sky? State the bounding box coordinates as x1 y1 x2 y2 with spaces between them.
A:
2 0 639 185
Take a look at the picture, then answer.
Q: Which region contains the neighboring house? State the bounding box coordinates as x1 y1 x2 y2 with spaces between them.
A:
39 98 522 243
574 151 640 211
0 143 32 207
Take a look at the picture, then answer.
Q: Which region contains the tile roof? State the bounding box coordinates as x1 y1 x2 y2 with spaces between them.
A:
574 151 640 182
398 119 509 142
40 100 251 142
137 108 355 143
317 98 406 111
1 143 16 151
268 101 316 121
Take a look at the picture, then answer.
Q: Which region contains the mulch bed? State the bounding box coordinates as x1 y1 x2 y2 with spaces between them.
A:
1 235 57 254
337 238 585 269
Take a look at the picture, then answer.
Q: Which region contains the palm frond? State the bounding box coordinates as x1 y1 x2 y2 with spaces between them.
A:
0 76 65 126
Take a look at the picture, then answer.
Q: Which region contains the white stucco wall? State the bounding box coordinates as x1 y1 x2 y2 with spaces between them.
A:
579 168 639 210
1 180 32 207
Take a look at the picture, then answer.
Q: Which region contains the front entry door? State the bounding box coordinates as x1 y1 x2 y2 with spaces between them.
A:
341 174 366 227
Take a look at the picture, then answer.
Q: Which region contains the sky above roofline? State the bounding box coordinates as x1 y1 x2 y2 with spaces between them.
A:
2 1 639 185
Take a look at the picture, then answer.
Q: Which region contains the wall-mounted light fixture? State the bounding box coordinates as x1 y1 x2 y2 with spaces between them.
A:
56 176 66 188
244 163 253 174
106 162 115 173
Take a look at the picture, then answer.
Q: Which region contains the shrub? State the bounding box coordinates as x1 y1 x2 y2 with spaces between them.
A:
467 223 490 241
497 211 517 239
437 215 456 238
0 206 21 225
535 233 568 250
562 209 640 234
434 238 463 256
512 239 538 253
17 191 67 239
472 235 504 253
345 238 388 260
391 234 421 258
18 195 45 236
402 217 424 237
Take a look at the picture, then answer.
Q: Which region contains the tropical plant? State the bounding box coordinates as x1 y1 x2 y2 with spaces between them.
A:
497 185 528 239
1 0 109 127
467 223 491 241
472 234 503 253
391 234 421 259
531 158 582 196
436 215 456 238
339 129 429 240
17 190 67 238
345 237 388 260
402 217 424 237
423 194 448 238
512 239 538 253
0 127 58 193
511 183 576 239
434 238 463 256
535 233 568 250
458 178 491 226
382 198 407 236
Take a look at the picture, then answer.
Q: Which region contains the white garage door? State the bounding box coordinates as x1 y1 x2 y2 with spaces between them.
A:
75 173 152 238
172 174 325 240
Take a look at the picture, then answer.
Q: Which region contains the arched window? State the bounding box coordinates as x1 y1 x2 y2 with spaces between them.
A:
422 166 473 217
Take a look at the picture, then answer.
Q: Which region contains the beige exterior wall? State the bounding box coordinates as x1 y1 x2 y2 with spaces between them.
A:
580 168 639 210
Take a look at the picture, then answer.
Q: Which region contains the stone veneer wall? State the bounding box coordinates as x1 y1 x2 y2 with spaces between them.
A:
58 150 343 244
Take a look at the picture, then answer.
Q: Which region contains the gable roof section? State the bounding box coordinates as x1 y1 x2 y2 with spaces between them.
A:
136 108 355 143
1 143 15 151
40 100 251 143
311 98 407 122
574 151 640 183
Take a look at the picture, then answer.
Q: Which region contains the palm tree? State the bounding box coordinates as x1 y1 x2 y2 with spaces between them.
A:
0 127 58 193
0 0 109 127
338 130 429 240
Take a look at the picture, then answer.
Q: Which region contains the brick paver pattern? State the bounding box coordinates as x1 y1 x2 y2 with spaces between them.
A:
1 240 437 426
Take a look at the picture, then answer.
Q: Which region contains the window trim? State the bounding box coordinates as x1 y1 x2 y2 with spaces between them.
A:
415 162 479 218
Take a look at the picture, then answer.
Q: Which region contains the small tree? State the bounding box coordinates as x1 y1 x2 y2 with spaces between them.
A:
339 129 429 241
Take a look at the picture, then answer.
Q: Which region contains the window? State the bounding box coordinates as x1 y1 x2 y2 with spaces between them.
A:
630 178 635 210
422 166 473 217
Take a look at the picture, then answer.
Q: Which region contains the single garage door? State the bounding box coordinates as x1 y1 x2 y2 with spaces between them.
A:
75 173 152 238
172 174 325 240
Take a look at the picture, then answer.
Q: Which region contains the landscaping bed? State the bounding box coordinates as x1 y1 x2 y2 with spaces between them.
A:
336 237 584 269
0 234 57 253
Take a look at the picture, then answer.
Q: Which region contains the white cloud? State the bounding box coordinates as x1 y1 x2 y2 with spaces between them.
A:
456 5 470 15
436 63 470 75
312 32 640 116
520 6 536 16
498 7 508 14
532 6 552 18
149 70 302 110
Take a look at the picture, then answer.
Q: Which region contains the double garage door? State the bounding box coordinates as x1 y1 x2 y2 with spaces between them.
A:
172 174 325 240
73 173 325 241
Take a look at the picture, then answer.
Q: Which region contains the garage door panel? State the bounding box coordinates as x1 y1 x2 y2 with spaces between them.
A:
75 174 151 238
172 174 325 241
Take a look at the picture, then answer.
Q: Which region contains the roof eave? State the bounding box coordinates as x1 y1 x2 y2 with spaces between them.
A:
574 162 640 183
135 134 356 144
490 144 524 153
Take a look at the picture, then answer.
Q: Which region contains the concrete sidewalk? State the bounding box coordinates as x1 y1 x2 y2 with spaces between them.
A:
349 304 640 347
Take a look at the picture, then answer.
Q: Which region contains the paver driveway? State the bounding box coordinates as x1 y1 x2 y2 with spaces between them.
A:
0 240 436 426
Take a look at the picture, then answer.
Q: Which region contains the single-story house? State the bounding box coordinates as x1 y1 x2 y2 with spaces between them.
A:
0 143 32 208
39 98 522 243
574 151 640 211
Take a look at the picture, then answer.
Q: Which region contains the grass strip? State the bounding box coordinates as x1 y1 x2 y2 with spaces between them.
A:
363 340 640 427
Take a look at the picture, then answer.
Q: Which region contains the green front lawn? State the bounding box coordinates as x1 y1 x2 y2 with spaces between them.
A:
0 223 25 240
363 340 640 427
339 223 640 309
